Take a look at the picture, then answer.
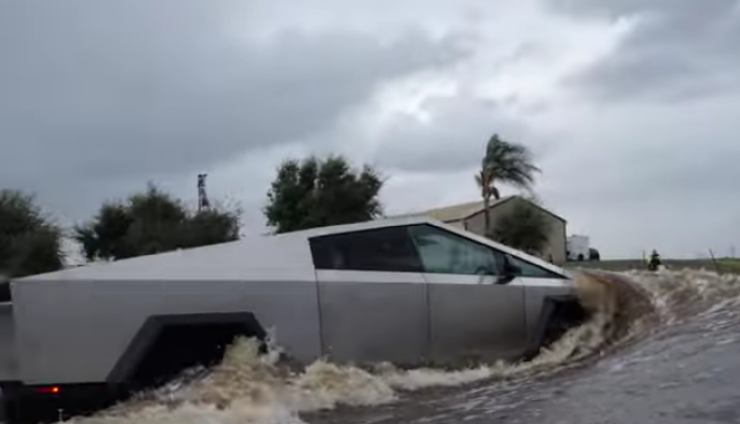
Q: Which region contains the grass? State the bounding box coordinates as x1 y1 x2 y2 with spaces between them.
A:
565 258 740 275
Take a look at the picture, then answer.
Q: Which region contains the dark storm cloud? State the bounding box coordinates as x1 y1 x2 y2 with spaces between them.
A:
550 0 740 101
0 0 465 217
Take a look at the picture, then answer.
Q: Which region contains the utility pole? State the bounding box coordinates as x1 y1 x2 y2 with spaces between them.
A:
197 173 210 212
709 249 721 275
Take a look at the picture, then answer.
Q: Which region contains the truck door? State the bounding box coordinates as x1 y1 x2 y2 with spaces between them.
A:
407 224 527 363
309 226 429 365
500 252 575 347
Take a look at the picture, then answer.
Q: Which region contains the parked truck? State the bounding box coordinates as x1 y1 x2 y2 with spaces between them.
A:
0 217 585 423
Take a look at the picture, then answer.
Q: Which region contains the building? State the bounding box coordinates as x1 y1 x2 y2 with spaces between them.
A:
401 196 567 264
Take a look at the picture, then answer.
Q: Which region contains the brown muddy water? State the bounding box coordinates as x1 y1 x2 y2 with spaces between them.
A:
70 270 740 424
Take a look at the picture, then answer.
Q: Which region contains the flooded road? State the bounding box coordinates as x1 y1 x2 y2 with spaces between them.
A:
312 271 740 424
73 270 740 424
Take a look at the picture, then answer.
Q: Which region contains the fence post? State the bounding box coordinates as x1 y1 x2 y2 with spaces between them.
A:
709 249 721 274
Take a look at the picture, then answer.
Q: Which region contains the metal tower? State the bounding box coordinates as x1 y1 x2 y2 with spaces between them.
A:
197 173 210 212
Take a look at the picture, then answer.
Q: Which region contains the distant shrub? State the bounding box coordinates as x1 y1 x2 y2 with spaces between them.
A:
75 184 240 261
0 190 63 277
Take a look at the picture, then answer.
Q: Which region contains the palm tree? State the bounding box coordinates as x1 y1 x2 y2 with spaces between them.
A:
475 134 540 237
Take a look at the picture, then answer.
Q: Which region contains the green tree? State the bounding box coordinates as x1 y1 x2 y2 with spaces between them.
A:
475 134 540 237
265 156 383 233
491 200 551 255
75 185 240 261
0 190 63 278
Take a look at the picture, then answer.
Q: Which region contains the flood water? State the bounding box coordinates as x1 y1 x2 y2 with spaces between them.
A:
72 270 740 424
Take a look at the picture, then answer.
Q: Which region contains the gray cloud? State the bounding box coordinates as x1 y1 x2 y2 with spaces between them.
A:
0 0 465 221
374 91 740 258
552 0 740 101
1 0 738 260
376 106 511 172
529 95 740 257
547 0 734 19
368 96 537 173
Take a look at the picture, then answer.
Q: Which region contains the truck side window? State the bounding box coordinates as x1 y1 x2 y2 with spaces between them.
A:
309 226 423 272
505 254 562 278
408 225 502 275
0 281 9 303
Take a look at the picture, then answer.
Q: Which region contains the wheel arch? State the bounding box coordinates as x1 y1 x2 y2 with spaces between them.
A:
106 312 267 387
524 295 587 359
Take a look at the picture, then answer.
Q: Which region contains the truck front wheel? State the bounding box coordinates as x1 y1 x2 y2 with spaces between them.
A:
524 296 588 359
109 312 267 391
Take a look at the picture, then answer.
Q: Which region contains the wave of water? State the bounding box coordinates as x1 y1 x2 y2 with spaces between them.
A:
71 269 740 424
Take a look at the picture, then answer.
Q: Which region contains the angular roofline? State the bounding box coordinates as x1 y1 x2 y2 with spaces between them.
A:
14 216 440 281
227 215 568 277
284 215 440 238
390 197 509 222
396 196 567 224
15 215 568 281
290 215 566 276
461 196 567 223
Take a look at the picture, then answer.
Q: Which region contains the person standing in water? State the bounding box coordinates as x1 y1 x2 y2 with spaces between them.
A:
647 249 662 271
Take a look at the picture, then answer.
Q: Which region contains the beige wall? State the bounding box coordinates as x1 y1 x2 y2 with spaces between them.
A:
445 220 465 230
458 198 567 264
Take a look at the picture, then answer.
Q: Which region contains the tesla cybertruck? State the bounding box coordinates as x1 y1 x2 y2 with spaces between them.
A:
0 216 584 422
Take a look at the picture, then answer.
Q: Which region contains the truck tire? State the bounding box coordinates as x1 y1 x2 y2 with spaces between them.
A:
0 384 18 424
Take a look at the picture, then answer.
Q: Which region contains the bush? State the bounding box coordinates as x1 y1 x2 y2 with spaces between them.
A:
0 190 63 277
75 185 240 261
265 156 383 233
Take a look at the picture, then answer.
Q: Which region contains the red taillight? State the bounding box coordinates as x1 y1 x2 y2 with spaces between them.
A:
36 386 61 395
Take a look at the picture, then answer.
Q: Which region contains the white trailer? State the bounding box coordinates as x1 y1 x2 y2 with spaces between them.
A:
567 235 590 261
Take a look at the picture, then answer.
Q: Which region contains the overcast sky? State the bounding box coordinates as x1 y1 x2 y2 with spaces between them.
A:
2 0 739 259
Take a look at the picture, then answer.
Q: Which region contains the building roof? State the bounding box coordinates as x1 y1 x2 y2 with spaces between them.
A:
396 197 511 222
398 196 566 223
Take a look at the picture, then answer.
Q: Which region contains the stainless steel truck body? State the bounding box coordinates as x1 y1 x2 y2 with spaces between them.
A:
0 217 582 423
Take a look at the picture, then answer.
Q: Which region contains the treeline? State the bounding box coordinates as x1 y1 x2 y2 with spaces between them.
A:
0 156 383 278
73 184 241 261
2 134 549 278
0 190 63 278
